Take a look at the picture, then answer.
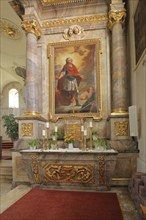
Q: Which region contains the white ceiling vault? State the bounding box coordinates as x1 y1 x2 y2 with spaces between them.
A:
0 0 26 93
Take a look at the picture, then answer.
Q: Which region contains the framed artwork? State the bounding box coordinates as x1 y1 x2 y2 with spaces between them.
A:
48 39 102 121
134 0 146 64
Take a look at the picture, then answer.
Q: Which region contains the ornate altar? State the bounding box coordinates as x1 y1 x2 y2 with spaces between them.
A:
20 149 118 191
11 0 139 188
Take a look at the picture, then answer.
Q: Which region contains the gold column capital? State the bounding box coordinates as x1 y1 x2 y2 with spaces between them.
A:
21 20 41 39
108 9 126 30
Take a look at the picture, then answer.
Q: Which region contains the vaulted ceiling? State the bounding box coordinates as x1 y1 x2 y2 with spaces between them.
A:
0 0 26 93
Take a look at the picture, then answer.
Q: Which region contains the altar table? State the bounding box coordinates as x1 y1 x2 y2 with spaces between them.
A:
20 149 118 191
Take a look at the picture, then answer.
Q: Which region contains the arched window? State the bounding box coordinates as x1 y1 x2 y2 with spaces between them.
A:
9 88 19 108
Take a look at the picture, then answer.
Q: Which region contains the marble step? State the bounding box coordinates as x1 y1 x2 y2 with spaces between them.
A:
0 160 12 183
0 185 31 214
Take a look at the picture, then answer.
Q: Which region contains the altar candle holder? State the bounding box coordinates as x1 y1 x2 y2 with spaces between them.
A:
89 122 93 151
54 126 58 149
42 129 46 150
46 122 50 149
83 130 87 151
81 125 84 151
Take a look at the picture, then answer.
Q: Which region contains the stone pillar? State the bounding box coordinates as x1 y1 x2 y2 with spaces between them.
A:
21 20 41 116
107 1 133 150
108 2 128 114
14 20 46 150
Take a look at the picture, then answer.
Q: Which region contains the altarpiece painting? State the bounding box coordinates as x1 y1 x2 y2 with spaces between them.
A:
48 39 101 121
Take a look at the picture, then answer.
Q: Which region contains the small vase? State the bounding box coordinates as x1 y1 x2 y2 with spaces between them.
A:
68 143 74 149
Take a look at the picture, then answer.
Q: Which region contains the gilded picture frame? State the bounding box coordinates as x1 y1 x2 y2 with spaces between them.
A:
134 0 146 64
48 39 102 121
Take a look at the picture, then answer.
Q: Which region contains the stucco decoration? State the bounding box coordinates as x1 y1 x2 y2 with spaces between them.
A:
63 25 85 40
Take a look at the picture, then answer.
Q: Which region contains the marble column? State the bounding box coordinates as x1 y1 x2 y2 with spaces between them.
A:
108 2 128 114
21 20 41 116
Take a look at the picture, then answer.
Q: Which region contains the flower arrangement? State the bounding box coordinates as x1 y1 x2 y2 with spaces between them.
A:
64 134 75 144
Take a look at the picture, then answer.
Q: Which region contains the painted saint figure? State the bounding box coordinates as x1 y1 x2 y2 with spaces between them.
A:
55 57 84 108
79 86 97 112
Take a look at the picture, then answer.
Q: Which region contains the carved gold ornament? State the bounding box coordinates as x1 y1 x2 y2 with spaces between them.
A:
31 154 40 183
114 121 129 136
42 15 107 28
21 123 33 136
0 18 22 40
97 155 105 185
66 123 82 141
21 20 41 39
108 9 126 30
41 0 101 7
42 163 95 183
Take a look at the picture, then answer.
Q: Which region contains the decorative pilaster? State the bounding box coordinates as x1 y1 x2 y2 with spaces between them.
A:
21 20 41 116
14 20 46 149
108 2 131 144
108 2 128 115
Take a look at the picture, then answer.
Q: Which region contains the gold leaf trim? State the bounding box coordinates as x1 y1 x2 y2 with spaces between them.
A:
42 15 108 28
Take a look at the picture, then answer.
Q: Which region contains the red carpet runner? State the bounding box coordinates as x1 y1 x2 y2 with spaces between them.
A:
0 189 123 220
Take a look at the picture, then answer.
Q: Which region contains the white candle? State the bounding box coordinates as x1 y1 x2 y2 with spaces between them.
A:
89 122 93 128
84 130 87 136
46 122 49 128
42 129 46 136
52 136 56 141
55 126 58 132
81 126 84 132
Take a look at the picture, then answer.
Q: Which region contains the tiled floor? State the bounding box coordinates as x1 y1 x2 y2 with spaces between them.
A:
0 181 144 219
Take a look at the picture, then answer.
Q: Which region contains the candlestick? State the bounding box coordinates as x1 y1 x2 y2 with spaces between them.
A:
42 130 46 150
90 127 93 151
46 122 49 128
46 128 50 149
81 125 84 132
84 130 87 136
83 134 87 151
42 129 46 137
55 126 58 132
89 121 93 128
83 129 87 151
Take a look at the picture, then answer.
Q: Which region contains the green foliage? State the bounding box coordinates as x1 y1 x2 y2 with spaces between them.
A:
27 139 38 148
51 128 64 140
92 130 98 136
93 138 108 149
2 114 18 141
57 128 65 140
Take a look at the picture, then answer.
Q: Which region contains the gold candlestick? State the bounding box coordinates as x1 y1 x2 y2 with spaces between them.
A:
83 130 87 151
90 127 93 151
46 127 50 149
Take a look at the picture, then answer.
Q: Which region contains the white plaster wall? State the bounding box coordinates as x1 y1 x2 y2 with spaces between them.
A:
1 81 26 140
128 0 146 172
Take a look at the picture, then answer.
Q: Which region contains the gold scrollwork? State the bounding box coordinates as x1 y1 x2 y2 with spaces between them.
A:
66 124 82 141
31 154 40 183
42 15 107 28
97 155 105 185
21 123 33 136
42 163 95 184
0 18 22 39
114 121 129 136
21 20 41 39
108 9 126 30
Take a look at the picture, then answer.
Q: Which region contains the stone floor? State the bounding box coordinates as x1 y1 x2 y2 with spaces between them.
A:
0 150 144 219
0 181 144 219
